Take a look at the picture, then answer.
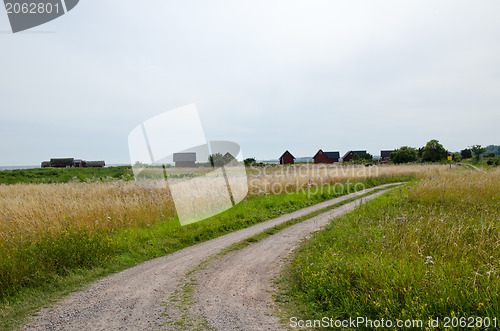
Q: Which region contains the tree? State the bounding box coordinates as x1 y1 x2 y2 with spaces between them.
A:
244 158 257 167
363 152 373 161
421 140 448 162
460 148 472 159
391 146 418 164
485 145 500 156
208 153 225 167
352 153 373 164
470 145 487 162
417 147 424 159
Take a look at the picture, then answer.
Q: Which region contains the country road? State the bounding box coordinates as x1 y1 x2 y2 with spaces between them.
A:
456 163 485 172
21 183 402 331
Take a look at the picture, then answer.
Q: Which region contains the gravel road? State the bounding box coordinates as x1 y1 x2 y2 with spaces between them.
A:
21 183 401 331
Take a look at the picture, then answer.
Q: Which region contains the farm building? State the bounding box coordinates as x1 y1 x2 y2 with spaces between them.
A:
86 161 105 168
279 150 295 165
173 152 196 167
49 158 75 168
74 159 87 167
342 150 368 163
313 150 340 164
41 158 105 168
380 150 395 162
224 152 235 162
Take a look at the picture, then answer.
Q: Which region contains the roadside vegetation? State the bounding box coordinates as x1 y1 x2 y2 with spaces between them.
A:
277 168 500 328
0 166 414 330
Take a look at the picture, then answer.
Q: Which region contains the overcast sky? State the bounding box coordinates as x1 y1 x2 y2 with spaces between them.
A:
1 0 499 166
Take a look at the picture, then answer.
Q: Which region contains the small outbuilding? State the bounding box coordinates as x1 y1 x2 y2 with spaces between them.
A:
380 150 394 162
224 152 235 162
342 150 367 163
173 153 196 168
279 150 295 165
74 159 87 167
86 161 105 168
313 150 340 164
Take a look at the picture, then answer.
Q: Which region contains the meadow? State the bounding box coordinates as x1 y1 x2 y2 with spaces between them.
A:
0 164 444 329
0 164 445 239
0 166 133 184
277 167 500 329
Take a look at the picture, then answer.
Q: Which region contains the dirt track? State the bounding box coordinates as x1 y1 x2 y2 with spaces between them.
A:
21 184 401 331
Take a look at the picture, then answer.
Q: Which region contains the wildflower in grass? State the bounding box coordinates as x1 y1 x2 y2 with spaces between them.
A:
425 256 434 265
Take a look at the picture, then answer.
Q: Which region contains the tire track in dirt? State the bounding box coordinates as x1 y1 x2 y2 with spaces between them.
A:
20 184 401 331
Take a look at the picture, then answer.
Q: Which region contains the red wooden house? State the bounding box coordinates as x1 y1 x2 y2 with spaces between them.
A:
279 150 295 165
313 150 340 164
342 150 367 163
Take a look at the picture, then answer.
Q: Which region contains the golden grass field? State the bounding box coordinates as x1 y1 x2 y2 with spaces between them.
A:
0 164 467 243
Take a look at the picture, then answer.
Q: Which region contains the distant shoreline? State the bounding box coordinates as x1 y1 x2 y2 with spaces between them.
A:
0 165 40 171
0 164 132 171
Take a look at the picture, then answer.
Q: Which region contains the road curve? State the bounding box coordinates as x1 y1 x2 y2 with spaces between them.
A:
456 163 485 172
21 183 402 331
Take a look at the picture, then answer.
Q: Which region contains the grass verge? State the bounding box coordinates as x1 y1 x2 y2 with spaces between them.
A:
0 175 411 330
276 170 500 330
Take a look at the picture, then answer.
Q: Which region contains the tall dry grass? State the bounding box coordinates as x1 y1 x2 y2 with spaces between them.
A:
0 181 175 242
0 164 447 242
247 163 447 195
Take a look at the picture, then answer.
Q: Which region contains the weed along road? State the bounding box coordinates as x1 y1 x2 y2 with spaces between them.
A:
21 183 402 331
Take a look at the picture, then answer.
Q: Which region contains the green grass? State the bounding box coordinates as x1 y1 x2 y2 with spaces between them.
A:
0 175 410 330
276 172 500 330
0 166 134 184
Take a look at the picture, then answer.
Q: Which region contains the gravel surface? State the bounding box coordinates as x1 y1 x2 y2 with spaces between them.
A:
20 184 401 331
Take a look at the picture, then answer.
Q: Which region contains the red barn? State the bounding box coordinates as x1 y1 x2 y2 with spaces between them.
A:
342 150 367 163
279 150 295 165
313 150 340 164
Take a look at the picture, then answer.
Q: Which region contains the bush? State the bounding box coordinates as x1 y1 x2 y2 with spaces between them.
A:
421 139 448 162
460 148 472 159
391 146 418 164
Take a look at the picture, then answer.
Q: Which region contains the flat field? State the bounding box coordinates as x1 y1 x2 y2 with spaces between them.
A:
0 164 442 329
1 164 442 240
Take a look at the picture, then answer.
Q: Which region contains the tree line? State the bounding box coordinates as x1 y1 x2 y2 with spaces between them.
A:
391 140 500 165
